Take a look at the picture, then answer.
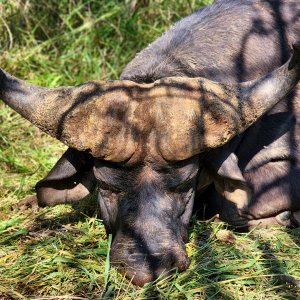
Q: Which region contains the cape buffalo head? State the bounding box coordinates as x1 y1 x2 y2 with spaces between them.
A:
1 44 300 286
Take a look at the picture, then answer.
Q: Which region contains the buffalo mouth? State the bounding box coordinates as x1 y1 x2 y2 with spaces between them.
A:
110 232 190 286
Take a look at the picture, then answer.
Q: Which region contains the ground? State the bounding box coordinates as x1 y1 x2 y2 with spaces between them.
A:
0 0 300 299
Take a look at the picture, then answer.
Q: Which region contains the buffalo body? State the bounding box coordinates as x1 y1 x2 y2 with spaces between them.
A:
1 0 300 286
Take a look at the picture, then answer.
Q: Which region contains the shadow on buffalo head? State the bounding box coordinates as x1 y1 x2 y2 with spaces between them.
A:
1 44 300 286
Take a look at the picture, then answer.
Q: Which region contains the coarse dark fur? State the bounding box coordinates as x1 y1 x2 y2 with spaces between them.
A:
122 0 299 83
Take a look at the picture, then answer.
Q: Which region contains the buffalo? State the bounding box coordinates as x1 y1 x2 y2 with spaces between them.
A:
1 0 300 286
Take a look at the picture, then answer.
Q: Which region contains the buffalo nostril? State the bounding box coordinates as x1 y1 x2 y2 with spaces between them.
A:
130 272 155 287
176 255 191 272
168 252 190 272
170 260 176 268
182 256 191 270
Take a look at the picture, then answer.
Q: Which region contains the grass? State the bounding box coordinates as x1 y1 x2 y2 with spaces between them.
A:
0 0 300 299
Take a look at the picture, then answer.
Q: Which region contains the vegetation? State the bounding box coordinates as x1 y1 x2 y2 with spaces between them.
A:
0 0 299 299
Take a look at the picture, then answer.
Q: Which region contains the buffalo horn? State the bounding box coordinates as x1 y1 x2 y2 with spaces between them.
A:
1 43 300 161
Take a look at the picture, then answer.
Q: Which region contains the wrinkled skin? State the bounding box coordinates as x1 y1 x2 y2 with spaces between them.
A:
6 0 300 287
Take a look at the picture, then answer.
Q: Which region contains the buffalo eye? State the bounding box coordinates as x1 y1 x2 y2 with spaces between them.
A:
98 179 123 193
173 177 195 192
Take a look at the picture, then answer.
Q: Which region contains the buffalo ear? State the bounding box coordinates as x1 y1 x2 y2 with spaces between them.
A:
197 139 245 191
206 138 246 183
36 148 95 207
213 153 252 210
215 152 246 183
205 140 252 209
